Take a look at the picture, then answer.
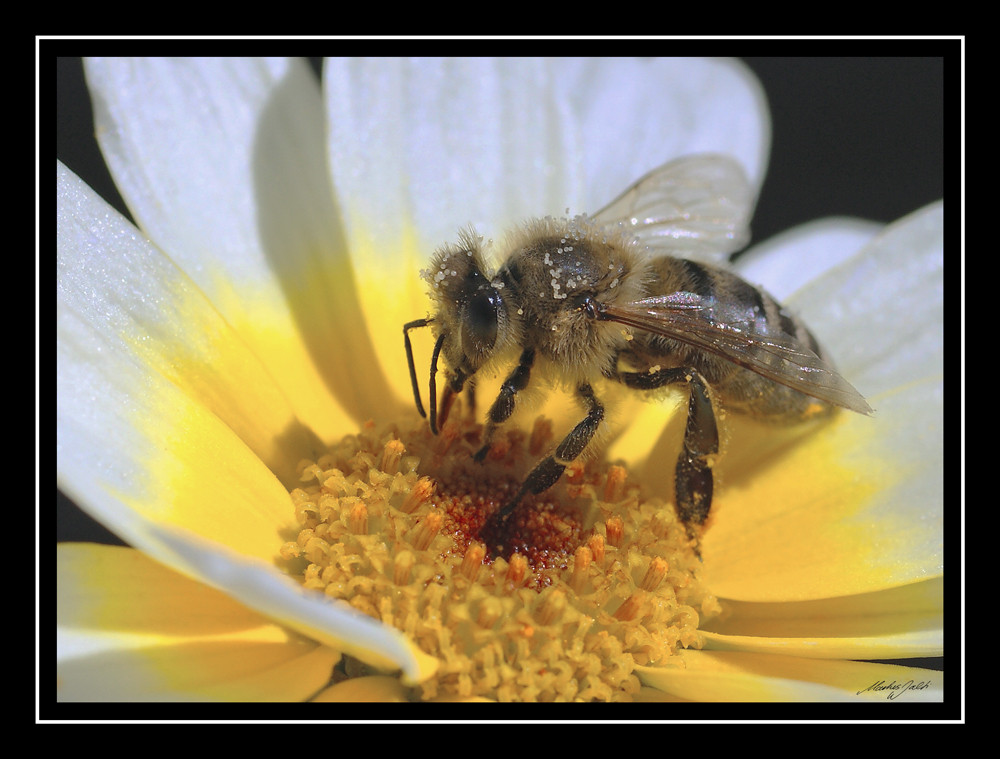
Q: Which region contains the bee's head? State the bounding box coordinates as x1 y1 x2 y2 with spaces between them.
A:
424 228 510 377
404 229 513 432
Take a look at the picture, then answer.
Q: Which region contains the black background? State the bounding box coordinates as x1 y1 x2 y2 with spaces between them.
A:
52 52 951 676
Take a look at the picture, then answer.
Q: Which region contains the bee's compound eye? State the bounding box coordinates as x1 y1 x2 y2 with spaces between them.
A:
463 290 500 354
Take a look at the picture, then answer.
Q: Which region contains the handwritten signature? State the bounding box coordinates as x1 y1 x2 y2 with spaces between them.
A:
857 679 933 700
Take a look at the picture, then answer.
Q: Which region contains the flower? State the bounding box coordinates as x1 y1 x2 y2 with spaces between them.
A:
57 57 943 703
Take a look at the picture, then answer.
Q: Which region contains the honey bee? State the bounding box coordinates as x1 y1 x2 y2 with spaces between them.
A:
404 153 873 555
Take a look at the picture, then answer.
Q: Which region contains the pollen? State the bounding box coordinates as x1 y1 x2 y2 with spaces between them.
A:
282 414 717 702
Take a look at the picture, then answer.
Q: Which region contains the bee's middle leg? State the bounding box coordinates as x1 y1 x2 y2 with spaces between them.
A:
617 366 718 531
490 382 604 530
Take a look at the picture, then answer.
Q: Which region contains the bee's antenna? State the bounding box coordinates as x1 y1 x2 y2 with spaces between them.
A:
429 332 447 435
403 319 433 418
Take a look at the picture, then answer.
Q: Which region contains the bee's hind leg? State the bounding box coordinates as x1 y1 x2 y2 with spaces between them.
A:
616 366 719 539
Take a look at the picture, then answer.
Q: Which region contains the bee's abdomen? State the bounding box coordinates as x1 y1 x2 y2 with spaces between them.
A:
655 257 825 358
637 257 834 421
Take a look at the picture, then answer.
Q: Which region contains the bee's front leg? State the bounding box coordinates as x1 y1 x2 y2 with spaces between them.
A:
474 348 535 461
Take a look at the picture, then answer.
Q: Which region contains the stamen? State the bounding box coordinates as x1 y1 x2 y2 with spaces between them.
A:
604 465 627 501
347 501 368 535
486 436 510 461
613 592 644 622
588 533 606 567
569 546 592 594
409 510 443 550
534 588 567 626
400 476 435 514
502 553 529 593
460 542 485 582
380 438 406 475
605 515 624 547
476 596 503 628
639 556 669 591
393 550 415 585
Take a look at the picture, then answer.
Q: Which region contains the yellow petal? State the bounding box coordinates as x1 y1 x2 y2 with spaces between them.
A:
700 577 942 659
636 650 942 702
57 543 340 701
701 398 941 601
312 676 410 702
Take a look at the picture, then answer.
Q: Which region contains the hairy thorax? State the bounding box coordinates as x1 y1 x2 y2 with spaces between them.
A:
497 218 647 379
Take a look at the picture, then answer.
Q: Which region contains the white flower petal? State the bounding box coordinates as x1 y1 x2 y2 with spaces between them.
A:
327 58 571 254
84 58 294 277
790 202 944 396
58 163 432 679
794 203 944 580
327 57 767 251
733 216 883 301
57 227 430 693
57 161 323 490
85 56 392 430
553 57 770 210
148 524 438 685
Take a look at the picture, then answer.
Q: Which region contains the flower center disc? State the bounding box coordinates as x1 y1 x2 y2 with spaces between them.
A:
434 472 588 590
282 414 719 702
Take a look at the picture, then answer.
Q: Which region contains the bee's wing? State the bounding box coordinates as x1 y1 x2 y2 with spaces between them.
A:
600 294 874 415
590 153 755 263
